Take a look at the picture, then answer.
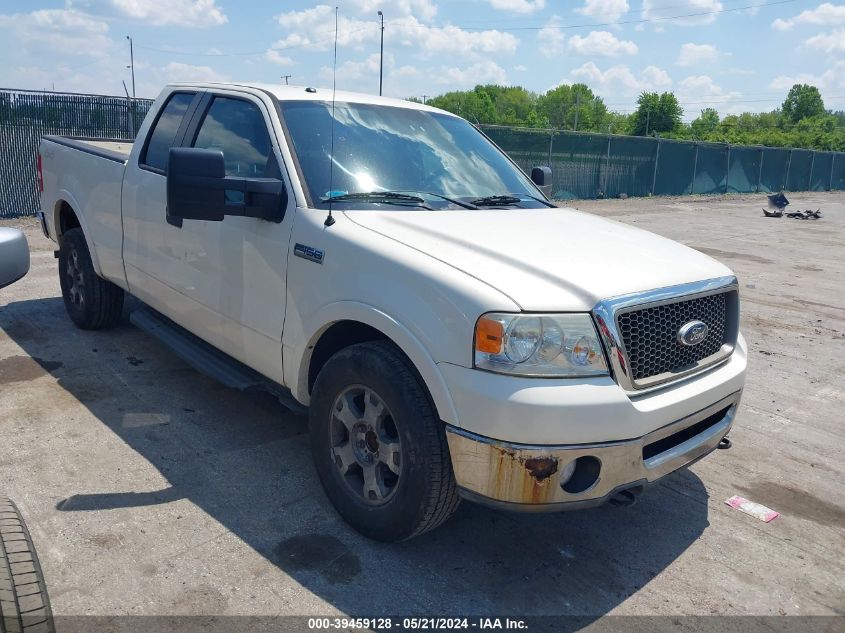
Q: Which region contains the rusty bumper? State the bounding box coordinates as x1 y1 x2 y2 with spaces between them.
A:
445 391 740 511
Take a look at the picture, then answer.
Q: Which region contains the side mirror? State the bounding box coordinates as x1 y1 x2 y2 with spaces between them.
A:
166 147 286 225
530 165 553 198
0 228 30 289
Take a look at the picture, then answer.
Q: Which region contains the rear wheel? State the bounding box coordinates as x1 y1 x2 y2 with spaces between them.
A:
309 341 460 541
0 497 54 633
58 228 124 330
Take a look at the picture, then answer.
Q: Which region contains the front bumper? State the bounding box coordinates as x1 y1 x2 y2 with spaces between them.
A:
445 391 740 511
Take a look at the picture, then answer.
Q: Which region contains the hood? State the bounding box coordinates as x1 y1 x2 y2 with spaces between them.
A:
344 207 733 311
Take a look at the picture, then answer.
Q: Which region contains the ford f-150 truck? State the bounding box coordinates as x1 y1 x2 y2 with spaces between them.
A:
38 83 746 541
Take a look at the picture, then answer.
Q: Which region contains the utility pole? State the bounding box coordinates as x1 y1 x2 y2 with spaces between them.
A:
377 10 384 96
281 74 291 85
126 35 135 97
122 80 135 138
645 108 650 136
573 92 581 131
421 95 429 104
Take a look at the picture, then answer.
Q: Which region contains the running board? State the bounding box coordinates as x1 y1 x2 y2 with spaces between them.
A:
129 306 306 415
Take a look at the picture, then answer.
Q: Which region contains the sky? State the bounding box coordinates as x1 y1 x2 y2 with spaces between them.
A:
1 0 843 120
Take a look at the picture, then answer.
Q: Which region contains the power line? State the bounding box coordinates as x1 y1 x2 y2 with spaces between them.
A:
446 0 793 27
133 24 378 58
128 0 800 59
459 0 802 31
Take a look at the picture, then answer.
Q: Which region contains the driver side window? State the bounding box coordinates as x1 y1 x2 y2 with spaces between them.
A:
192 97 279 178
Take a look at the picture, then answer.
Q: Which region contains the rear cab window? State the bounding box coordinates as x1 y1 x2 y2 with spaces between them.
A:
141 92 195 172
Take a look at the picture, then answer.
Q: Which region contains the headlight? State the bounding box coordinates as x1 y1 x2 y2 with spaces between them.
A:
474 313 609 377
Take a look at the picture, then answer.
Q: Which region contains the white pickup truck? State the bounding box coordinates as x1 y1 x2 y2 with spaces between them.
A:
38 83 746 541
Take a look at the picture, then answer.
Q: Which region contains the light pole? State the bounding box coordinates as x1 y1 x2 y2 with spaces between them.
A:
377 10 384 96
126 35 135 98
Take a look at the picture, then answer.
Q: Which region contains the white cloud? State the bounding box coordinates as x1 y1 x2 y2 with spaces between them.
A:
0 9 115 59
265 50 294 66
677 75 742 115
538 16 566 58
676 43 721 66
321 53 386 81
438 61 508 86
805 27 845 53
391 65 419 78
578 0 629 22
571 62 672 96
642 0 723 26
772 2 845 30
275 6 518 57
109 0 227 27
489 0 546 13
769 61 845 91
568 31 638 56
347 0 438 20
161 61 229 83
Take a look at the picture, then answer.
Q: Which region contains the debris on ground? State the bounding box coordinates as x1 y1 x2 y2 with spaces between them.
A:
763 192 788 217
762 193 822 219
725 495 780 522
785 209 822 220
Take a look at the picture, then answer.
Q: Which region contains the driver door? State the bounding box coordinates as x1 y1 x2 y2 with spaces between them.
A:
163 92 295 384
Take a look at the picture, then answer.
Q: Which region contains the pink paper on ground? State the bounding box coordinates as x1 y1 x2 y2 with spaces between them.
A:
725 495 780 522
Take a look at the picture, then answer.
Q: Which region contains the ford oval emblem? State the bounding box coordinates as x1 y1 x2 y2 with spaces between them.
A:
678 320 709 346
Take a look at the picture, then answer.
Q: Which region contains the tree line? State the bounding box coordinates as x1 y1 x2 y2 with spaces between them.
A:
411 83 845 152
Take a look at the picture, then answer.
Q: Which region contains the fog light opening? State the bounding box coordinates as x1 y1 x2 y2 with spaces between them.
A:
561 456 601 494
558 459 577 485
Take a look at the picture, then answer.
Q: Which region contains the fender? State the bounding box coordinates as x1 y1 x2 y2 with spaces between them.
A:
287 300 460 426
52 190 104 277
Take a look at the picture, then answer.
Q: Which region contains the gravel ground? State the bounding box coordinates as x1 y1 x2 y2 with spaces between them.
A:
0 192 843 628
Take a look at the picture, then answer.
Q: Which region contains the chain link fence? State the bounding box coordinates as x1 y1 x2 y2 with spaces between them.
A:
0 88 153 217
1 89 843 218
480 125 845 201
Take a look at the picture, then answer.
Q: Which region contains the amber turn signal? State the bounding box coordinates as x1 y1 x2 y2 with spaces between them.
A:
475 317 504 354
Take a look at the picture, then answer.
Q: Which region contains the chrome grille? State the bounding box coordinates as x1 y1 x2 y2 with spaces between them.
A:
617 292 729 382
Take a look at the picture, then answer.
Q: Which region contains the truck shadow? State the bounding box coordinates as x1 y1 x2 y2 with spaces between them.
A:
2 296 711 623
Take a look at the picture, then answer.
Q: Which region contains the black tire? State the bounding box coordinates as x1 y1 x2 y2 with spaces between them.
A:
309 341 460 541
0 498 54 633
58 228 124 330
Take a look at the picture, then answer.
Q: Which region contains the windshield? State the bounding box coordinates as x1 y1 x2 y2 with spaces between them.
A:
278 100 546 209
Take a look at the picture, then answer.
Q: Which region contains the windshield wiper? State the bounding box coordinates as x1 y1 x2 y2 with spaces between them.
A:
390 190 479 210
322 191 431 208
519 193 556 208
470 195 523 207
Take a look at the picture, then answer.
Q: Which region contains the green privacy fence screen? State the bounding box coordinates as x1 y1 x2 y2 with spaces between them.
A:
2 88 844 217
0 88 154 217
479 124 845 202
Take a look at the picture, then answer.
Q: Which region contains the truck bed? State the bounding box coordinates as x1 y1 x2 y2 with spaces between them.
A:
42 135 133 163
39 134 132 285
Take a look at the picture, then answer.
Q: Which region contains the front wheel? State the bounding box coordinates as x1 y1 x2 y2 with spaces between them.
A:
309 341 460 541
